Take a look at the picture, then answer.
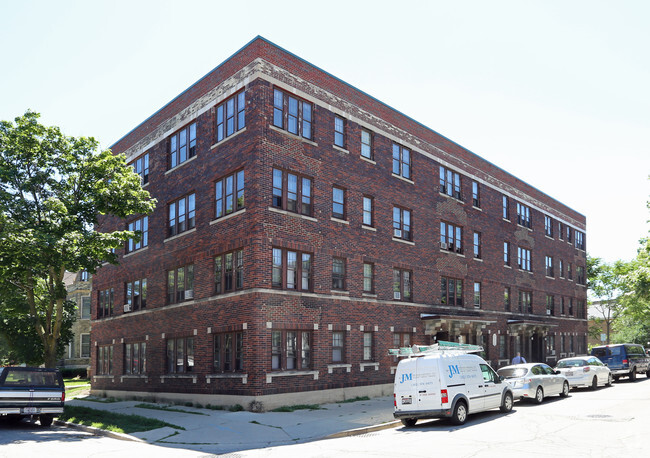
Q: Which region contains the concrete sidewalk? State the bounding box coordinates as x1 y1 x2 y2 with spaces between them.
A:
65 395 398 455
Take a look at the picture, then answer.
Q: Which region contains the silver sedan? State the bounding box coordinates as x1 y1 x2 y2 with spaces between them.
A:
497 363 570 403
555 356 612 389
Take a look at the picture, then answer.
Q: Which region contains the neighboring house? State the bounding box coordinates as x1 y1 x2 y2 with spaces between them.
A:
62 270 91 371
91 36 588 407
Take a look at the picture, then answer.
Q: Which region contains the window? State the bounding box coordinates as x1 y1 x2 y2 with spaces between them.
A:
499 335 507 359
566 226 572 242
546 295 555 316
216 90 245 142
124 342 146 375
362 196 373 227
545 256 554 277
272 168 312 216
560 297 565 315
393 207 412 241
332 186 346 219
504 287 511 311
518 290 532 313
363 263 374 293
332 331 345 362
169 122 197 169
215 170 245 218
561 335 565 353
440 221 462 253
98 288 113 318
332 258 346 290
127 216 148 253
473 232 481 259
168 193 196 237
126 278 147 311
80 334 90 358
516 202 531 228
559 260 565 278
214 332 243 372
472 181 480 207
363 332 374 361
393 332 411 349
441 276 463 306
273 88 312 139
517 247 532 272
392 143 411 179
272 248 312 291
334 116 345 147
546 335 555 356
271 330 311 370
559 222 564 240
473 282 481 307
393 269 412 301
97 345 113 375
81 296 91 319
576 231 585 250
578 300 586 319
577 266 585 285
361 130 372 159
567 263 573 280
502 195 510 220
544 215 553 237
440 166 461 199
131 152 149 185
215 249 244 294
167 264 194 304
504 242 510 266
166 337 194 373
80 270 90 282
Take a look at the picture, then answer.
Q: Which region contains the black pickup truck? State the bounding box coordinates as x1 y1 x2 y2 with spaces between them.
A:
0 366 65 426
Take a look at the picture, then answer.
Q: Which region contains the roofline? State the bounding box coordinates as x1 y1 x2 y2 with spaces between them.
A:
110 35 585 220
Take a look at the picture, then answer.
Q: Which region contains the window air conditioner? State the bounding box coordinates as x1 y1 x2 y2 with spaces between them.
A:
440 242 449 250
123 303 132 313
186 290 194 299
394 292 401 300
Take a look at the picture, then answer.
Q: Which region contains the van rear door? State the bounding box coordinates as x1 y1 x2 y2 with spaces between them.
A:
414 356 442 411
394 357 419 412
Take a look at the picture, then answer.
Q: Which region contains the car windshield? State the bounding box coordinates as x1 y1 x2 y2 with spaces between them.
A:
497 367 528 378
557 359 586 368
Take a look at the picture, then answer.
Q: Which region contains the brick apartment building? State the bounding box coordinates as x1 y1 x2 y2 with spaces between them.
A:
91 36 588 407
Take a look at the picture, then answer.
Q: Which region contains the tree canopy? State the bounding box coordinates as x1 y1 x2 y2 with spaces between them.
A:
0 111 155 367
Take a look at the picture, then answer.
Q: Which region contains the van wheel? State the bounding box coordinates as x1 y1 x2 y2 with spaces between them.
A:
451 400 468 425
613 376 620 382
39 414 53 427
560 381 570 397
534 387 544 404
401 418 417 427
646 370 650 379
606 373 613 386
590 376 598 390
500 392 513 412
629 368 637 382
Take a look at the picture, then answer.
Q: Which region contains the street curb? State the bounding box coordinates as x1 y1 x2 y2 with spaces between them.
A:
55 419 145 442
324 420 401 439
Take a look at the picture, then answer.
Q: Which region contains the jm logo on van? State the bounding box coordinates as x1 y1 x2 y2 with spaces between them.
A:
448 365 460 378
400 373 413 383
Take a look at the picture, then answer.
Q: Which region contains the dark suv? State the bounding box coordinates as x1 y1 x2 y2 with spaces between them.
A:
591 344 650 382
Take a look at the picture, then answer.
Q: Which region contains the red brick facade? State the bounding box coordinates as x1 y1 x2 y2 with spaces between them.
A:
91 37 588 404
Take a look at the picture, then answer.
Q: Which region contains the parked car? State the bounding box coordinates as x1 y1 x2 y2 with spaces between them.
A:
591 344 650 382
497 363 569 404
555 356 612 389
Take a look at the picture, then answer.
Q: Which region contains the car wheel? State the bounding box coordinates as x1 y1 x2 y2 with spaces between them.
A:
451 400 468 425
613 376 620 382
630 368 637 382
534 387 544 404
401 418 417 427
500 392 513 412
606 373 613 387
39 414 53 427
591 376 598 390
560 381 570 397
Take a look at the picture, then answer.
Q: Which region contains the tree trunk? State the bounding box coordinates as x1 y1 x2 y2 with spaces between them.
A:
43 336 58 368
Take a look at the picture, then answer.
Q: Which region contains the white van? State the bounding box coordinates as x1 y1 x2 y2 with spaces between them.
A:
392 345 513 426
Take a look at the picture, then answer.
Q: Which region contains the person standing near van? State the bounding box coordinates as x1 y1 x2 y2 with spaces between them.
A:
512 352 527 364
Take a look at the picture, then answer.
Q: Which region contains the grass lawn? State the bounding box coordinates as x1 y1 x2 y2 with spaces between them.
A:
58 405 185 434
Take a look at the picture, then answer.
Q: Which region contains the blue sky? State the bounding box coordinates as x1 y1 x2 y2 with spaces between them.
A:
1 0 648 264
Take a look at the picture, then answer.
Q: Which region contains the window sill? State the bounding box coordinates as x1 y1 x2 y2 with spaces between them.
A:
360 362 379 372
268 206 317 222
392 237 415 246
517 224 533 232
207 373 248 384
545 235 554 240
124 246 149 259
120 375 149 383
392 173 414 185
473 257 483 262
266 370 319 383
440 249 465 257
92 375 114 382
504 264 512 269
160 374 197 383
330 290 350 295
333 144 349 154
360 156 376 165
362 225 376 232
327 364 352 374
210 208 246 225
439 192 464 204
546 276 555 280
362 292 377 298
331 217 349 225
269 124 318 147
503 218 511 223
210 127 247 149
164 227 197 243
472 206 482 211
165 155 198 176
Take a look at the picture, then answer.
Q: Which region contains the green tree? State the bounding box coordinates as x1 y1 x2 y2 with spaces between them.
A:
588 256 629 345
0 111 155 367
